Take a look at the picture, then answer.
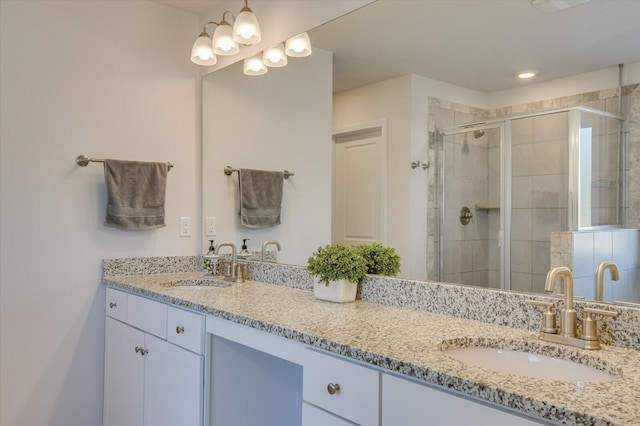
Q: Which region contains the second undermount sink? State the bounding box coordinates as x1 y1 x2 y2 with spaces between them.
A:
442 341 619 383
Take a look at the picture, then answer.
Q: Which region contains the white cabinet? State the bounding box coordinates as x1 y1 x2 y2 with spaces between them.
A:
302 402 356 425
104 288 204 426
303 349 379 426
381 373 548 426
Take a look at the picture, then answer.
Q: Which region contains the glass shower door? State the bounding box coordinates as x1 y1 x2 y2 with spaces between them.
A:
439 126 502 289
509 111 570 294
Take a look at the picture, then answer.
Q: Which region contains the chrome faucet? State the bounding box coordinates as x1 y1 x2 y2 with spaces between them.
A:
525 266 618 350
545 267 576 337
595 261 619 302
261 240 281 262
215 242 244 283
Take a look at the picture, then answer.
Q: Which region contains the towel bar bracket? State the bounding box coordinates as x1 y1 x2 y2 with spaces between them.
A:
76 154 174 170
224 165 294 179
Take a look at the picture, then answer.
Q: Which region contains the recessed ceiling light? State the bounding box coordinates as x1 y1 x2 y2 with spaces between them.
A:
518 72 537 79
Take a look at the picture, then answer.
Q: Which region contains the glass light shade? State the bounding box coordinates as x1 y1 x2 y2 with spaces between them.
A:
232 9 261 45
262 43 287 68
212 23 239 56
190 33 216 66
244 54 268 76
285 33 312 57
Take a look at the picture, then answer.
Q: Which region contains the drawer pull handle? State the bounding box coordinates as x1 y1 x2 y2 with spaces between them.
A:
109 302 117 309
327 383 340 395
176 326 185 334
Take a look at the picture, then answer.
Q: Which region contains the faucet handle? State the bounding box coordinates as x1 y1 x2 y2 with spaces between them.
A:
581 307 618 342
524 300 557 334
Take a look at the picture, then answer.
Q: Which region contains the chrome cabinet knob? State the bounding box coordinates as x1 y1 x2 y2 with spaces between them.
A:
327 383 340 395
134 346 142 354
176 326 185 334
109 302 117 309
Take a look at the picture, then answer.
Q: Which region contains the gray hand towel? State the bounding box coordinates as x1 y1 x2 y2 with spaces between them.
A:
239 168 284 228
104 159 168 230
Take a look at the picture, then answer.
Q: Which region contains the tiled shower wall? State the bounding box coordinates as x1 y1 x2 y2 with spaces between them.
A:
550 229 640 302
427 84 640 294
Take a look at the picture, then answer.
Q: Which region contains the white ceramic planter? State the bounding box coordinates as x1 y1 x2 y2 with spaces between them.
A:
313 278 358 303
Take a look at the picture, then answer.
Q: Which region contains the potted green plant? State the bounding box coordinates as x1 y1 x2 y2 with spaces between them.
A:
358 243 401 276
307 244 368 302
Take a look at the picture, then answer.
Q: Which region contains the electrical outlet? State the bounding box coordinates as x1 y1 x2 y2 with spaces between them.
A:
205 217 216 236
180 216 191 237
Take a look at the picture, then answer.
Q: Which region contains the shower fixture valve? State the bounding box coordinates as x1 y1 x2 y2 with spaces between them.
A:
460 206 473 225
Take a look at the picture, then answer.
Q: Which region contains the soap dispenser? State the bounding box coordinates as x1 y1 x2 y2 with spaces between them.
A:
238 238 252 260
203 240 219 277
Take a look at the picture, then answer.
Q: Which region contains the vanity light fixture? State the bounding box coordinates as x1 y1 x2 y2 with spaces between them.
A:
212 12 240 56
190 0 260 66
233 0 261 45
285 33 312 57
190 32 217 66
244 53 268 76
263 43 288 67
518 71 537 79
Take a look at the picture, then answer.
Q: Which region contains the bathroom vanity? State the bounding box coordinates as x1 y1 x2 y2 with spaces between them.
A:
102 258 640 426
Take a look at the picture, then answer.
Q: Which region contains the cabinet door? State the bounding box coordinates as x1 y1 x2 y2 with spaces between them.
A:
143 334 203 426
302 402 356 426
382 373 547 425
104 317 145 426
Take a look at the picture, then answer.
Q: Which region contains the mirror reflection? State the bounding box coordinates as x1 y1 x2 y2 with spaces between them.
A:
203 0 640 304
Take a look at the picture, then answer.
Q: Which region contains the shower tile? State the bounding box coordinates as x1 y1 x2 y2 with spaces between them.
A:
532 174 567 208
443 241 463 273
532 140 567 175
454 111 475 126
531 274 547 293
488 146 501 179
512 176 532 209
443 273 463 285
612 270 630 302
551 252 572 269
488 239 500 270
533 241 551 274
487 128 501 148
444 176 462 207
573 276 594 300
434 106 454 129
594 231 613 265
460 272 474 286
532 208 566 241
488 270 500 288
533 113 567 143
511 209 533 241
488 177 500 205
511 117 533 145
512 144 533 176
511 273 532 293
511 240 533 273
472 240 488 270
472 270 489 287
472 146 488 179
443 208 463 241
572 232 595 278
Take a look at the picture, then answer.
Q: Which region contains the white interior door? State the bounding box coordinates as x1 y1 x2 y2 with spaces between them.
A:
332 124 386 246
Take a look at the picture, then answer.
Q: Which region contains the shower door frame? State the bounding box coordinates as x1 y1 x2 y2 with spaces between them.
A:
437 106 625 292
438 122 510 291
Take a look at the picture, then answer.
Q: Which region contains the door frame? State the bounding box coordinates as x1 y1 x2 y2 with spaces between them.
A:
332 119 388 245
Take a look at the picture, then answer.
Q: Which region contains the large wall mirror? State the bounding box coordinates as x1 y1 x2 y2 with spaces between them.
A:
203 0 640 305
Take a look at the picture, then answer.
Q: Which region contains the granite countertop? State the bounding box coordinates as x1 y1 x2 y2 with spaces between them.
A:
104 272 640 426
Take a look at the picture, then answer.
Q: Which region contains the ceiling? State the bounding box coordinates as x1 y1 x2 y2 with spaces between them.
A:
154 0 640 93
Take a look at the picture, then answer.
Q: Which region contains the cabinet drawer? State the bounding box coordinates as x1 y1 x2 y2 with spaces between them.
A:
303 349 379 426
106 288 127 321
302 402 356 425
126 293 167 339
167 306 204 354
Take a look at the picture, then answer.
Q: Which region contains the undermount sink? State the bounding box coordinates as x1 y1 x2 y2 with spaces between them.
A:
161 278 231 290
442 340 619 383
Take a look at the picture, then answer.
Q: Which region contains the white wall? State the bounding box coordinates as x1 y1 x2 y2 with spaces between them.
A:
0 2 201 425
202 50 333 265
333 76 413 277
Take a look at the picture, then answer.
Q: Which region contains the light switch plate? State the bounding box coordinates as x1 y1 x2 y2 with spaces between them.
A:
205 216 216 236
180 216 191 237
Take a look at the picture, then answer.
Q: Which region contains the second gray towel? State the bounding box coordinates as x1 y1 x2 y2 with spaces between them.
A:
104 159 168 231
239 168 283 228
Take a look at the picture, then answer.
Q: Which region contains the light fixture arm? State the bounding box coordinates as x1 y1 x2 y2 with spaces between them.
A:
201 11 235 34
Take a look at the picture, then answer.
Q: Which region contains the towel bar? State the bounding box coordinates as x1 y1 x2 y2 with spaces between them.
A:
224 165 294 179
76 154 174 170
